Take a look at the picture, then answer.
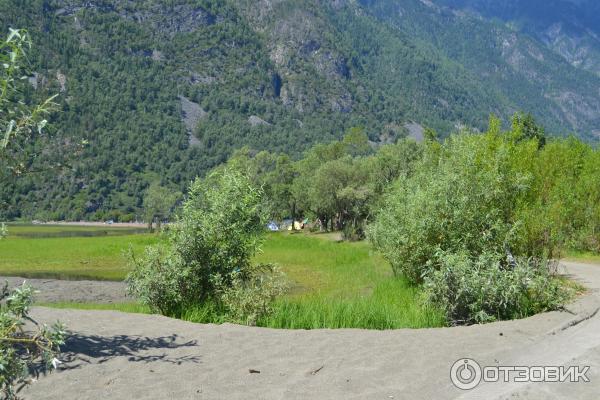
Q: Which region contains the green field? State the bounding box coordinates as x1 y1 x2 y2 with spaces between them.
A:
5 223 148 237
257 233 391 297
0 224 157 280
257 234 445 328
565 251 600 264
0 225 445 329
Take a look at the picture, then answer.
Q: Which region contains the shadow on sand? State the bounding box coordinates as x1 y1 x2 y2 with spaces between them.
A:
59 332 201 369
20 333 200 394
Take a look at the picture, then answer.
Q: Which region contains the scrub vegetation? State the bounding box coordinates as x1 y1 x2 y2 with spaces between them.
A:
1 228 446 329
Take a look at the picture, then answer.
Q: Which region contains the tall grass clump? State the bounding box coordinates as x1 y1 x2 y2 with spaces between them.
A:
175 276 445 330
370 115 590 325
261 278 445 329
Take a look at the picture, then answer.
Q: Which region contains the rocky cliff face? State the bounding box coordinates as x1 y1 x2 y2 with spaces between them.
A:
234 1 355 114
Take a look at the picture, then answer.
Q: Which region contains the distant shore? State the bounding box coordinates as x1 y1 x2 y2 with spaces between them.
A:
33 221 148 228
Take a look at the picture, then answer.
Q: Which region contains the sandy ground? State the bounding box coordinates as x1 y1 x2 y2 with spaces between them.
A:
13 261 600 400
1 276 129 303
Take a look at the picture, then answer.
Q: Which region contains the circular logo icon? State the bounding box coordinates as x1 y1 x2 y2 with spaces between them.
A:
450 358 482 390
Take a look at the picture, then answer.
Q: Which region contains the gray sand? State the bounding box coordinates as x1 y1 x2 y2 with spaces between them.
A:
15 261 600 399
1 276 128 303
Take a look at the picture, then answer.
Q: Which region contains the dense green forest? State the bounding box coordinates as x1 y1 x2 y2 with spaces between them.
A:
0 0 599 220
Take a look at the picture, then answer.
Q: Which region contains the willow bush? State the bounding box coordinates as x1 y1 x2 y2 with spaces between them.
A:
127 169 286 324
424 251 569 325
0 284 65 399
370 115 596 324
1 28 65 397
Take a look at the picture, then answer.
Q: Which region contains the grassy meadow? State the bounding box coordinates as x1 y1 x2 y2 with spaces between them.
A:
0 225 445 329
565 251 600 264
0 224 157 280
5 223 148 237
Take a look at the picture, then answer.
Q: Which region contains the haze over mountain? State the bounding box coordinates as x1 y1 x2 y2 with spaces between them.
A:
1 0 599 220
436 0 600 76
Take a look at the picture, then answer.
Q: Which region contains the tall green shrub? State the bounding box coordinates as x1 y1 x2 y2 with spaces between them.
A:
369 118 576 324
575 150 600 252
521 138 600 254
128 169 285 323
424 251 569 325
369 130 539 283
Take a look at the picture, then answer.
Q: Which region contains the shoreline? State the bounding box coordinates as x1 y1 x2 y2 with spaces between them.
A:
14 221 149 228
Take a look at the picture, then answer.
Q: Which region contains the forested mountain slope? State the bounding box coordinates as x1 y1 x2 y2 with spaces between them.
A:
1 0 599 220
360 0 600 140
435 0 600 77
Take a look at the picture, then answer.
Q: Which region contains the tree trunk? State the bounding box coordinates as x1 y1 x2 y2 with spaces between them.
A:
319 215 327 232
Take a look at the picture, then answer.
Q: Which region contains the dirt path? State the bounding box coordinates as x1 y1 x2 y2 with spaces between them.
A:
17 261 600 399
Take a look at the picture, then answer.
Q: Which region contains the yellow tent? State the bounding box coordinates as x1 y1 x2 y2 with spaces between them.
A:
288 220 303 230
